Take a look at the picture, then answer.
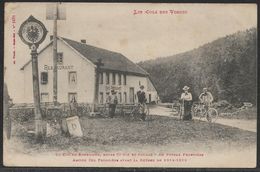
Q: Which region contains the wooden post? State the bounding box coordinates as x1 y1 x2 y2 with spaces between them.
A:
53 3 58 105
47 3 66 105
93 59 104 111
94 69 99 105
91 67 99 112
31 48 45 141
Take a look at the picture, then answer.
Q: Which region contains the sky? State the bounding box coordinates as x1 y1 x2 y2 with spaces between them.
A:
4 3 257 102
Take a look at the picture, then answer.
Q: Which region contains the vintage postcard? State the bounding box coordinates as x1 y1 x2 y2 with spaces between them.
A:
3 3 257 167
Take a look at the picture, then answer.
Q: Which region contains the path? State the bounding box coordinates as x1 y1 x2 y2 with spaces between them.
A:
149 105 256 132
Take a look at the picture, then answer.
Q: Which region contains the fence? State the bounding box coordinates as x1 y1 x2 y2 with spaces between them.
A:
9 102 137 123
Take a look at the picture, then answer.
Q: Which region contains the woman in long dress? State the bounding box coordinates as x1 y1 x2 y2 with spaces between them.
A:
180 86 193 120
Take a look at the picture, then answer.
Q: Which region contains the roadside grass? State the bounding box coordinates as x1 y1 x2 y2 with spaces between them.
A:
9 115 256 154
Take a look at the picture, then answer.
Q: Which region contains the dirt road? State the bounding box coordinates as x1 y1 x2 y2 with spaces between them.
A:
149 105 256 132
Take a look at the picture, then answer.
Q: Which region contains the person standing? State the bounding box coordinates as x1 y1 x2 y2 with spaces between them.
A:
108 90 118 118
199 87 214 111
180 86 193 120
137 85 147 121
69 96 78 116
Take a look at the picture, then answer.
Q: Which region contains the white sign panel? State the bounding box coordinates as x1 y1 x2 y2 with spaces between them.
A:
46 3 66 20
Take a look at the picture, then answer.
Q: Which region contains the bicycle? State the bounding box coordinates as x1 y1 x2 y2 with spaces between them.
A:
192 103 218 123
129 103 150 121
171 100 184 120
171 102 181 115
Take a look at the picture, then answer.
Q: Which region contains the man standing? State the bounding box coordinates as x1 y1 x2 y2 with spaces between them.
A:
137 85 147 121
108 90 118 118
180 86 193 120
69 96 78 116
199 87 214 110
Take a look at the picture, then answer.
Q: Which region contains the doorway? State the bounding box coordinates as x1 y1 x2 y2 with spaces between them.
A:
129 87 134 104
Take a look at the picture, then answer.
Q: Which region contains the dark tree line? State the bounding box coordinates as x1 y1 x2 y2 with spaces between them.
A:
138 28 257 104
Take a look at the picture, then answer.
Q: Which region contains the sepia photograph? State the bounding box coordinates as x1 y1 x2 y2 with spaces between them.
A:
3 3 257 167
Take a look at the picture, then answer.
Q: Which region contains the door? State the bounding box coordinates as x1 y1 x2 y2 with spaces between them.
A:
99 92 104 104
129 87 134 104
149 94 151 103
68 93 77 103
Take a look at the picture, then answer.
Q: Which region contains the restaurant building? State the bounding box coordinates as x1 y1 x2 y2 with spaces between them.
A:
20 37 159 104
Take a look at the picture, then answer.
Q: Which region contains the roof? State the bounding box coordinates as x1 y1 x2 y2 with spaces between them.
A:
20 42 53 70
61 37 148 76
21 37 149 76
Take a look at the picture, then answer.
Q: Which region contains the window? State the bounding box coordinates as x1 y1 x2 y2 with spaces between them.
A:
118 92 122 103
106 72 110 84
68 93 77 102
106 92 110 103
112 73 116 85
124 92 127 103
123 74 127 85
69 72 77 85
139 81 141 86
41 72 48 85
99 72 103 84
99 92 104 104
118 74 121 85
57 52 63 64
41 93 49 102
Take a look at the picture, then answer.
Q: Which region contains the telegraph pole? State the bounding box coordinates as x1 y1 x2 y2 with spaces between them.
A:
53 3 58 105
92 59 104 112
46 3 66 105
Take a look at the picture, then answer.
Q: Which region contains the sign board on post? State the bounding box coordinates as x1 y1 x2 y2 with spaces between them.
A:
18 15 48 141
105 85 122 92
66 116 83 137
46 3 66 20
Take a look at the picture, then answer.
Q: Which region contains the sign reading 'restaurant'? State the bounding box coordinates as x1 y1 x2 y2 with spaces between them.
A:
106 85 121 91
44 65 74 70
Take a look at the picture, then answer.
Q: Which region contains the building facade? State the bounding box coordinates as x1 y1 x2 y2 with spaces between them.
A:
21 37 158 104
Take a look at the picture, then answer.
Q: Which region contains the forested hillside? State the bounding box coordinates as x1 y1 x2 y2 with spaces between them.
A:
138 28 257 104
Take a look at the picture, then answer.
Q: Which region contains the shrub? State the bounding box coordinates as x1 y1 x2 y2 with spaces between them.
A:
10 108 34 123
212 100 231 108
10 103 93 124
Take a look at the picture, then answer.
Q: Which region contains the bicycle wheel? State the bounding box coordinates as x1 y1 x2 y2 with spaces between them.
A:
144 104 150 120
100 107 108 117
192 106 199 117
129 105 140 121
191 106 196 116
194 107 206 120
207 108 218 123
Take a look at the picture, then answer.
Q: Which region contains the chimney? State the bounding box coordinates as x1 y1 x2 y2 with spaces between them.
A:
80 39 86 44
50 35 53 41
